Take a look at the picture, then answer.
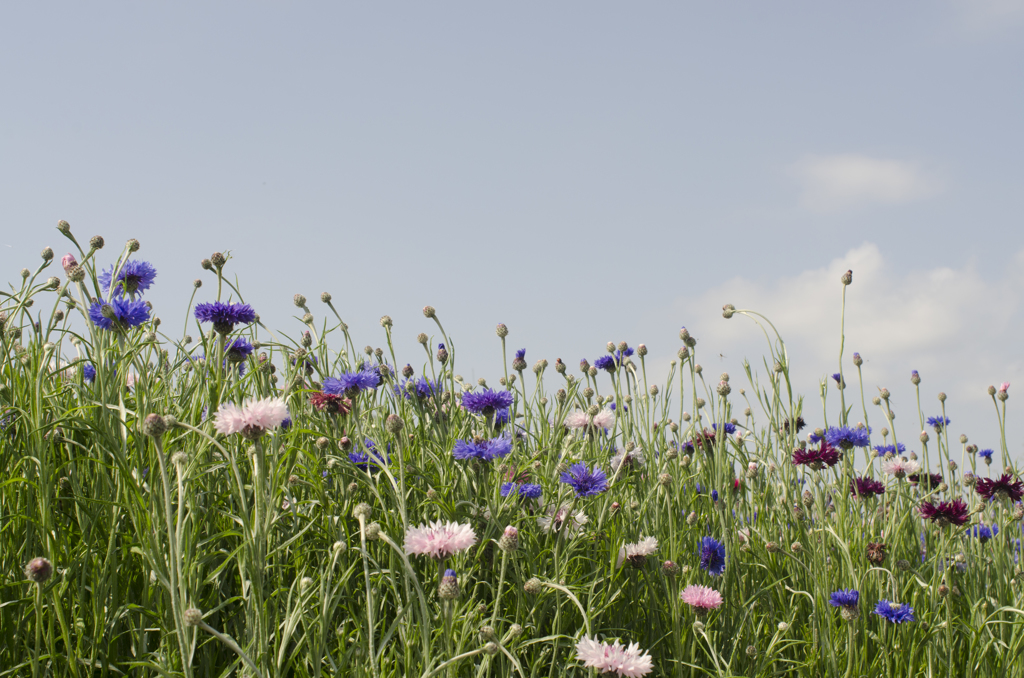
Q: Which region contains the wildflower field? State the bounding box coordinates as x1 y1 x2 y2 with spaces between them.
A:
2 222 1023 677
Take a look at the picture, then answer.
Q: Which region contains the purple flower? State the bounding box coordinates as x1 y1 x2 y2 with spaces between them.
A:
559 462 608 497
194 302 256 332
972 523 998 543
824 425 871 449
82 363 96 383
698 536 726 576
323 369 380 396
829 589 859 608
225 337 254 362
349 440 389 473
514 348 526 360
850 476 885 498
99 260 157 297
711 422 736 435
394 377 443 400
462 389 514 416
452 436 512 462
926 415 950 431
874 600 914 624
831 373 844 387
873 443 906 456
978 448 994 462
501 482 542 499
594 355 616 372
88 298 150 330
907 472 943 490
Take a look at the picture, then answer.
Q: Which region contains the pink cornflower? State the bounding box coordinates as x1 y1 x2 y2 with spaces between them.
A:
680 585 724 611
214 397 290 439
574 636 653 678
61 253 78 275
880 457 920 479
617 536 658 568
1000 382 1010 393
403 520 477 560
565 409 615 430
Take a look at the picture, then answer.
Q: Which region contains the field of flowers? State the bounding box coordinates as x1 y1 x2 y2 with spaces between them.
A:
2 221 1023 677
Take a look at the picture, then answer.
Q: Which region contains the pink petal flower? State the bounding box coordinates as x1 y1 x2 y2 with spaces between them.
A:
575 636 653 677
213 397 290 437
680 584 723 610
1000 382 1010 393
403 521 477 559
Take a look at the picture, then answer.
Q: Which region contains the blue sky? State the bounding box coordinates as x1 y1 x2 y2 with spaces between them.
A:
2 2 1022 459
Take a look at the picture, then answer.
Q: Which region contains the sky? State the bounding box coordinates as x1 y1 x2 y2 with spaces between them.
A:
2 2 1022 460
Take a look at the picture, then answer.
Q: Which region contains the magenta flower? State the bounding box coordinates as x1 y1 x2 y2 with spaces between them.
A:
403 521 477 560
213 397 290 439
850 476 885 498
574 636 653 678
792 441 840 470
680 585 724 611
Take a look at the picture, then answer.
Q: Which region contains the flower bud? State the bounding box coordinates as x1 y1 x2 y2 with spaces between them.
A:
352 503 372 520
141 414 166 438
385 414 404 434
183 608 203 627
852 352 862 366
498 525 519 553
840 269 852 285
422 305 436 318
920 431 929 443
938 392 946 402
210 252 226 268
438 569 460 600
24 557 53 583
524 577 543 595
722 303 736 319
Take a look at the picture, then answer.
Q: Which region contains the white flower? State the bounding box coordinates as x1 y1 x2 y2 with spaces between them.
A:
538 504 588 536
575 636 653 677
880 457 920 478
617 536 659 567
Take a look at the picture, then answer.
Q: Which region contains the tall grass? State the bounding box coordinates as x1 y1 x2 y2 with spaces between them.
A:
1 224 1021 677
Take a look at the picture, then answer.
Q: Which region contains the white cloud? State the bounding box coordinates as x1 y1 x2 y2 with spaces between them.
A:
792 154 938 212
665 243 1024 457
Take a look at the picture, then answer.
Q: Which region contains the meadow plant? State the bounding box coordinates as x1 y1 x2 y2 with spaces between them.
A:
3 224 1024 676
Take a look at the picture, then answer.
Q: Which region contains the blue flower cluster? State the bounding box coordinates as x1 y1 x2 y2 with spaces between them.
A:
462 389 514 415
88 297 151 331
194 301 257 331
873 600 915 624
824 425 871 449
829 589 859 608
926 415 951 431
699 536 726 576
324 369 380 395
559 462 608 497
349 440 389 473
873 442 906 456
712 422 737 435
452 436 512 462
394 376 443 400
99 260 157 297
501 482 542 499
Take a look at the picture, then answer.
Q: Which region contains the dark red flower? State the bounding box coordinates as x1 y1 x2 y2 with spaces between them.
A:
792 441 840 470
919 498 969 527
309 392 352 415
850 476 885 498
975 474 1024 502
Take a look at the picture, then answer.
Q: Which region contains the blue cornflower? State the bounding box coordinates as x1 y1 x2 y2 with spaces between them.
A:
824 425 871 449
280 417 292 430
82 364 96 383
698 536 726 576
515 348 526 361
462 389 514 415
608 402 628 412
829 589 860 608
711 489 719 502
501 482 542 499
559 462 609 497
394 376 443 400
593 355 616 372
926 415 950 431
831 373 844 388
873 600 915 624
349 440 389 473
712 422 737 435
615 347 634 365
323 369 380 396
452 435 512 462
194 301 257 332
873 443 906 456
979 448 994 463
225 337 254 363
972 523 999 543
99 260 157 297
88 298 150 331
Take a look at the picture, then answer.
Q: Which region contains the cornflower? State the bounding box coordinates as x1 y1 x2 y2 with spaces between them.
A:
194 301 257 334
850 477 885 498
462 389 514 416
919 498 969 527
213 397 290 439
824 425 871 449
976 474 1024 502
680 585 723 612
792 441 840 470
574 636 653 678
559 462 609 497
323 369 380 397
88 298 150 331
926 415 950 432
698 536 726 576
403 521 477 560
873 600 915 624
99 259 157 297
829 589 860 621
452 435 512 462
617 536 658 568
